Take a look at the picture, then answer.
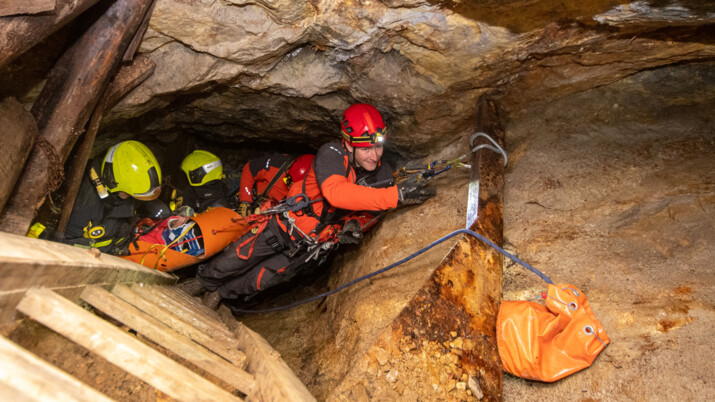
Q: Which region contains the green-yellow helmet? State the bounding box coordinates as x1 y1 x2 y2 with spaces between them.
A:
101 141 162 201
181 150 223 186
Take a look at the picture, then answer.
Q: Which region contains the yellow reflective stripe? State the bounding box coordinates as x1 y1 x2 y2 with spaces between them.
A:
92 239 113 248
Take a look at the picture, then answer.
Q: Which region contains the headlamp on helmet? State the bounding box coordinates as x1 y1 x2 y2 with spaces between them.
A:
340 103 387 148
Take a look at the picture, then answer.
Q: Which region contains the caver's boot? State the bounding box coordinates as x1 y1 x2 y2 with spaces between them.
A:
203 290 221 311
176 278 205 297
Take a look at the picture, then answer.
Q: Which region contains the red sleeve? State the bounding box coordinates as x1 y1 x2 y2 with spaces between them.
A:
239 162 254 203
321 175 398 211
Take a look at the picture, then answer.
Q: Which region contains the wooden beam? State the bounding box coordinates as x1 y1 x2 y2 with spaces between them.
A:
0 231 174 324
0 0 55 17
234 323 316 402
56 55 156 233
0 335 112 401
122 0 157 61
111 285 247 366
0 0 157 235
131 284 231 337
0 0 101 68
0 97 38 215
16 288 243 402
80 286 257 397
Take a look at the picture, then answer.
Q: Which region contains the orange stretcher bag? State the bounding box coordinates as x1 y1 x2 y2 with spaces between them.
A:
497 283 610 382
122 207 251 272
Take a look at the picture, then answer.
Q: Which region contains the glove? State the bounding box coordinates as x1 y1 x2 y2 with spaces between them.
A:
397 178 436 206
238 202 250 217
337 219 363 245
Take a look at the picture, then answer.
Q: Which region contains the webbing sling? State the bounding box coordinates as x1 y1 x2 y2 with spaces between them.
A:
256 159 291 203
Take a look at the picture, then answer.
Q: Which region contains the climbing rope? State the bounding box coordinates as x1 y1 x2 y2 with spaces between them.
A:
231 228 554 314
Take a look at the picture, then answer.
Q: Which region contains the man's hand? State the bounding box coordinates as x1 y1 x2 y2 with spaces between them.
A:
238 202 251 217
337 219 363 245
397 177 436 206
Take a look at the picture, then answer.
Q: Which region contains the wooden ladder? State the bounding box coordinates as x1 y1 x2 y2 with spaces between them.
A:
1 284 315 401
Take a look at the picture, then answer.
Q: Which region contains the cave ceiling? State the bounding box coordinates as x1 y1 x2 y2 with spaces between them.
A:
5 0 715 157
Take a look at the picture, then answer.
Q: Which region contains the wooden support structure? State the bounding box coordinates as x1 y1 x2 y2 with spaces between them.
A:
235 323 317 402
0 272 313 399
0 0 101 68
0 335 112 401
0 0 56 18
80 285 257 396
0 97 38 215
0 0 156 235
0 231 174 323
111 285 247 365
16 288 243 401
332 95 505 400
56 55 156 233
0 222 313 400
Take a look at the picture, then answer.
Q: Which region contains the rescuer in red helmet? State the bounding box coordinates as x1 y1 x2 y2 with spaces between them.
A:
181 103 435 309
235 153 315 217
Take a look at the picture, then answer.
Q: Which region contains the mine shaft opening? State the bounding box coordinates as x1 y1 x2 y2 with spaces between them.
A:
1 0 713 400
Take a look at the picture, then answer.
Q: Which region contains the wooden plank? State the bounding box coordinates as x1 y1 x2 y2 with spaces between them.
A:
0 231 174 324
0 334 113 401
80 286 257 397
132 284 229 336
122 0 157 61
235 323 316 402
0 97 38 214
157 285 222 319
56 55 156 233
0 0 55 17
0 0 101 69
0 0 156 235
153 285 223 320
111 285 247 367
16 288 242 402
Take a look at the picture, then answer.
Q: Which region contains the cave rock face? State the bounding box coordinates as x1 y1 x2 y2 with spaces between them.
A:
104 0 714 154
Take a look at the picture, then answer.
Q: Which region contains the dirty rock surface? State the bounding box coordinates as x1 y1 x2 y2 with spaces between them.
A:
502 62 714 401
240 62 713 400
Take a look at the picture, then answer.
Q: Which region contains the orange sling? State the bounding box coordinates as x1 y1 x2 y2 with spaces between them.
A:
497 283 610 382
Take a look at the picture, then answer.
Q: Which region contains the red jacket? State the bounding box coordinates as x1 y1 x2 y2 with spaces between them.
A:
284 142 398 241
239 153 293 205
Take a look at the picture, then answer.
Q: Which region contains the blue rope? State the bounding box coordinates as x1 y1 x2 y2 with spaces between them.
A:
231 229 554 314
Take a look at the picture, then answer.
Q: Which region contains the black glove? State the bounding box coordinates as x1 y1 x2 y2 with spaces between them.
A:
337 219 363 245
397 177 436 206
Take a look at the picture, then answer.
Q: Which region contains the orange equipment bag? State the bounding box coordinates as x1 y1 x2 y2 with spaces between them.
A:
121 207 251 272
497 283 609 382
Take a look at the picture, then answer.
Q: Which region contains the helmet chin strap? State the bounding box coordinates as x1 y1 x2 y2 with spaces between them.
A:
343 140 357 169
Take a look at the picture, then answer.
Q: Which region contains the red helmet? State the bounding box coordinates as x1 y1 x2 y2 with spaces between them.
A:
288 154 314 183
340 103 387 147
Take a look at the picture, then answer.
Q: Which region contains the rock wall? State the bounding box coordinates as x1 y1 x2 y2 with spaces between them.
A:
98 0 714 156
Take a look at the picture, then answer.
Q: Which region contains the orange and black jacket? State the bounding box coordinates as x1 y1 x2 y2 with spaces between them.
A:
239 153 293 206
283 142 398 241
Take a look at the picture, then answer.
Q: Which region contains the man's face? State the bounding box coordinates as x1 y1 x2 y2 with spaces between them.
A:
346 142 384 171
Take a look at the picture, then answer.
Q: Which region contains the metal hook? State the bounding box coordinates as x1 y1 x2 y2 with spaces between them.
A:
470 132 508 167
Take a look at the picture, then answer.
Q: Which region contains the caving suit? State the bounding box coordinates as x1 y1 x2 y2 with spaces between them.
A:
178 180 229 213
238 153 293 208
63 159 137 254
197 142 398 300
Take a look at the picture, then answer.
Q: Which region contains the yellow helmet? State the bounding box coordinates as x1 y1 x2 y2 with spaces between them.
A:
181 150 223 186
101 141 162 201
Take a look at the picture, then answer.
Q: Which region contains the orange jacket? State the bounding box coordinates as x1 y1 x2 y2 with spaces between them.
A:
284 142 398 241
239 153 293 204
